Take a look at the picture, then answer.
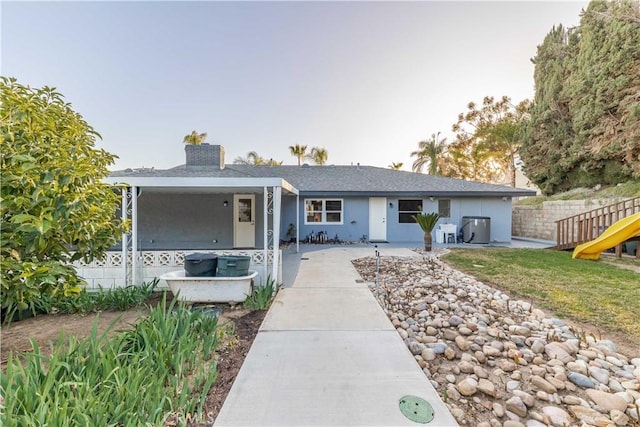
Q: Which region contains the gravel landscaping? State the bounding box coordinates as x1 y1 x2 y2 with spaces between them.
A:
352 251 640 427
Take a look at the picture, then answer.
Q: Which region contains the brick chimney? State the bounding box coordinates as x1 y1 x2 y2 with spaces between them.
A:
185 144 225 169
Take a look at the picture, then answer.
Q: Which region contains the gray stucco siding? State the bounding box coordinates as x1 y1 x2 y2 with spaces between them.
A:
456 198 512 242
386 197 435 242
132 192 512 247
280 196 299 241
414 197 511 243
373 196 513 243
135 192 265 250
287 196 370 243
281 195 513 244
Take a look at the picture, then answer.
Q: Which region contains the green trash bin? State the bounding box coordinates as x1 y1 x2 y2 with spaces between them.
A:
216 255 251 277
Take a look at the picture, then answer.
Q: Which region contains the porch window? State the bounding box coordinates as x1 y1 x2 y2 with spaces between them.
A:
398 199 422 223
305 199 343 224
438 199 451 218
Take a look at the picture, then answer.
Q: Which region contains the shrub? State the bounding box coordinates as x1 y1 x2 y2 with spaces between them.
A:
244 276 281 311
1 77 126 322
7 280 159 322
0 295 221 425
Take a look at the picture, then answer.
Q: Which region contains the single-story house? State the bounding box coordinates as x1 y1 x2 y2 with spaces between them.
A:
75 144 534 289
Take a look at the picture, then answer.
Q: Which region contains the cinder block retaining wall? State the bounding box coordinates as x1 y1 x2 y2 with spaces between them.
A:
512 199 621 242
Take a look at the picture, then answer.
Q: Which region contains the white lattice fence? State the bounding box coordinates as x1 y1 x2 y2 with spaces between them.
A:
73 250 279 290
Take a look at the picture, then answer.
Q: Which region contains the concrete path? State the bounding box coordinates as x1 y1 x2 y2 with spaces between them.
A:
215 247 459 426
280 239 555 288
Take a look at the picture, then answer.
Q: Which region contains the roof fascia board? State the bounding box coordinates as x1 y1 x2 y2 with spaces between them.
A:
299 190 535 198
280 179 298 195
104 176 298 195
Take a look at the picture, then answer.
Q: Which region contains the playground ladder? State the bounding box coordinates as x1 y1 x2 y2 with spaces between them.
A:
555 197 640 252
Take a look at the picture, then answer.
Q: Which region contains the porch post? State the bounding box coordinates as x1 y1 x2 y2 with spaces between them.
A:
263 186 269 282
296 193 300 253
131 186 138 286
121 188 128 285
272 186 282 282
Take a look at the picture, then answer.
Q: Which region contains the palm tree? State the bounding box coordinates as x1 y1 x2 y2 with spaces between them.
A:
289 144 308 166
234 151 283 166
389 162 403 170
233 151 265 165
411 132 447 175
308 147 328 165
183 130 208 145
412 212 441 251
264 158 283 166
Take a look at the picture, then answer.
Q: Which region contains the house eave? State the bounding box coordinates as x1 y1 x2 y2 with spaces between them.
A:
299 190 536 198
104 176 298 195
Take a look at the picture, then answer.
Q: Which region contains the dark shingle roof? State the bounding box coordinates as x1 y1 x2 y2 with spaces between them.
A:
110 164 535 197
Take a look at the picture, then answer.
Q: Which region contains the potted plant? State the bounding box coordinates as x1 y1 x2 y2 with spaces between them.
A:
286 223 297 243
412 212 441 251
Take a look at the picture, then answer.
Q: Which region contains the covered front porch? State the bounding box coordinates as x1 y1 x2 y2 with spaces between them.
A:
76 176 299 289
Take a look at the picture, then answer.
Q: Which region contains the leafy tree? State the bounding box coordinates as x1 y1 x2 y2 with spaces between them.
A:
233 151 282 166
388 162 403 170
449 96 529 186
411 133 447 175
183 130 207 145
444 137 501 182
308 147 328 165
1 77 126 321
477 100 531 187
521 1 640 194
289 144 308 166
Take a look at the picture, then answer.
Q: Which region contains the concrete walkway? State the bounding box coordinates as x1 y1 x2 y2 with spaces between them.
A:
215 246 458 426
279 238 555 288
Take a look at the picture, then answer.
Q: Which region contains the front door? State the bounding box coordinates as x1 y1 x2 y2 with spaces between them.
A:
234 194 255 248
369 197 387 242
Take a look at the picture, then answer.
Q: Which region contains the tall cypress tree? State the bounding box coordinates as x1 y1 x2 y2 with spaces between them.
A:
521 0 640 195
521 25 578 194
568 0 640 185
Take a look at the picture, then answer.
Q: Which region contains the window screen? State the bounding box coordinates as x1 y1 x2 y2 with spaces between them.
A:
438 199 451 218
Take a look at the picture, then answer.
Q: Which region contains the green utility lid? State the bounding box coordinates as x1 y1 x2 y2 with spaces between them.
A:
399 395 435 424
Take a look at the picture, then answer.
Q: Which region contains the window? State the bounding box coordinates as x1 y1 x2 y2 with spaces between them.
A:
438 199 451 218
304 199 343 224
398 199 422 223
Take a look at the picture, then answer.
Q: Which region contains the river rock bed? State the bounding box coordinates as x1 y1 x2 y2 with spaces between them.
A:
352 252 639 427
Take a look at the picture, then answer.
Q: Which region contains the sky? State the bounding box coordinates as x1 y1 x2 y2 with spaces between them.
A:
2 0 588 171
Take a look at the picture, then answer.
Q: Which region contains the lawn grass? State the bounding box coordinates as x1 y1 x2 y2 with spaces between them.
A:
441 248 640 341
